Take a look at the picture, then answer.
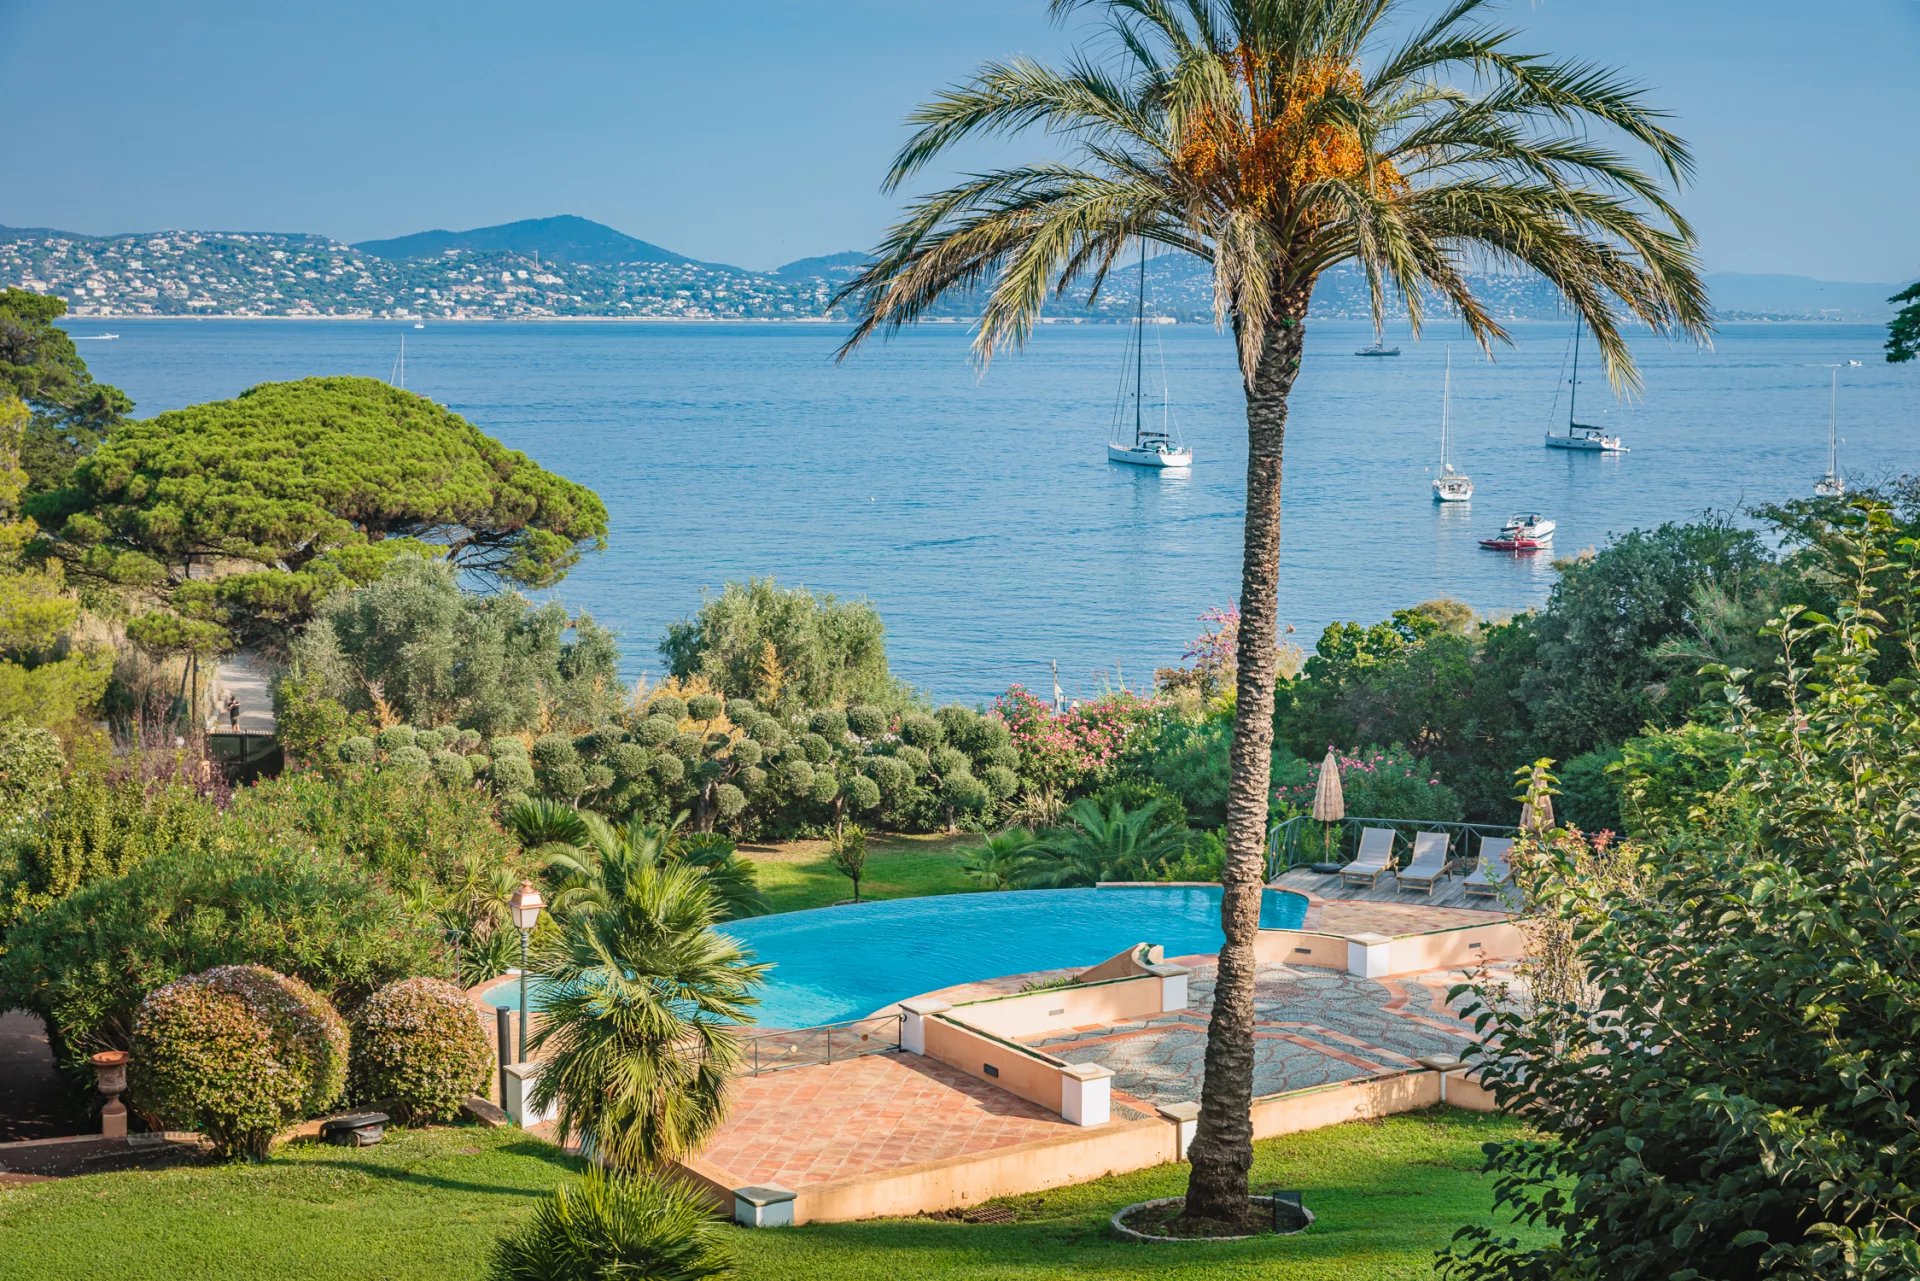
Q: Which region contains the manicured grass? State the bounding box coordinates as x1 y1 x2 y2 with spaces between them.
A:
0 1111 1538 1281
741 831 979 913
737 1110 1538 1280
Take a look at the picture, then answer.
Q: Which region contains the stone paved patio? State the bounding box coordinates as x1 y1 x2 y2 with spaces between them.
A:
1026 962 1483 1106
693 1052 1073 1190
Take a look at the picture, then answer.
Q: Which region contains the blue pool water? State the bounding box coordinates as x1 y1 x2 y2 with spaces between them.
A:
480 886 1307 1030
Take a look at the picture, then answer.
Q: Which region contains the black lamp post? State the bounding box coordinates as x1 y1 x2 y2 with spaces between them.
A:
507 880 545 1060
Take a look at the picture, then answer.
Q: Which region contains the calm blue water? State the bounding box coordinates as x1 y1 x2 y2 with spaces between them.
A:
481 885 1308 1029
61 318 1914 703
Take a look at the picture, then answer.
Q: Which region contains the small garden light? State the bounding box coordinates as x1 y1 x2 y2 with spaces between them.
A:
508 881 545 1059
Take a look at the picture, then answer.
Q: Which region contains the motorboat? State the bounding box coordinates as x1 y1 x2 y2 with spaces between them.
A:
1546 316 1627 452
1431 349 1472 502
1107 244 1193 469
1814 367 1845 498
1356 341 1400 357
1479 513 1556 552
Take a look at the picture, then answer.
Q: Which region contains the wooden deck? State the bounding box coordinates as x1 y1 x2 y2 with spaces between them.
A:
1273 864 1514 916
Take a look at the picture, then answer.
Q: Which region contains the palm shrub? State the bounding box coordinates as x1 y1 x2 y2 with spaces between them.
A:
350 976 493 1123
527 854 767 1171
961 826 1038 889
839 0 1706 1224
1018 798 1188 888
506 803 767 923
129 964 348 1159
1444 504 1920 1278
488 1168 732 1281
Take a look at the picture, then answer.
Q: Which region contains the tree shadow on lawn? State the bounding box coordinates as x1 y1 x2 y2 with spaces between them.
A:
269 1135 582 1200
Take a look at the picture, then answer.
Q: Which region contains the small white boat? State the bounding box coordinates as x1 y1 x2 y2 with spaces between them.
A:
1546 317 1627 453
1814 367 1845 498
413 321 426 330
1480 512 1556 552
1432 349 1472 502
1107 245 1192 470
74 333 119 341
1356 341 1400 357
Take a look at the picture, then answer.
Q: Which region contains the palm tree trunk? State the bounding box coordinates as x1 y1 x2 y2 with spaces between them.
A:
1182 307 1307 1224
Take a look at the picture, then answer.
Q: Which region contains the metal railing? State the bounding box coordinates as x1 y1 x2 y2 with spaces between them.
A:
741 1013 905 1076
1267 815 1519 879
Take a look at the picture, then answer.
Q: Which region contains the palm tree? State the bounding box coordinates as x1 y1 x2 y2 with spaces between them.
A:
961 826 1040 888
505 801 768 922
836 0 1707 1223
1022 798 1188 886
527 855 768 1171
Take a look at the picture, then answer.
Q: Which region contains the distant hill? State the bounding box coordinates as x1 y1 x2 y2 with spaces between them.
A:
353 215 695 267
773 251 868 281
1703 272 1903 321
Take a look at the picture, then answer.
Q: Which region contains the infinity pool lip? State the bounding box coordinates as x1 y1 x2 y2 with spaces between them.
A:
478 884 1310 1033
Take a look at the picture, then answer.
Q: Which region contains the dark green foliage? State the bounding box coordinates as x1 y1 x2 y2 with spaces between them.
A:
828 824 869 901
1083 777 1190 835
846 704 887 738
1445 505 1920 1279
487 1169 732 1281
1615 722 1748 840
42 377 607 649
1888 279 1920 363
0 290 131 493
1555 747 1623 833
659 577 900 713
288 555 621 736
1016 799 1188 887
898 712 941 748
1123 711 1235 825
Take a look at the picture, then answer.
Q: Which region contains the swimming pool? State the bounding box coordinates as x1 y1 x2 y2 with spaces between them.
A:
481 885 1307 1030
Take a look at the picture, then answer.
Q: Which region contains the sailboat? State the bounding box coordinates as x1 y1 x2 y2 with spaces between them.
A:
1355 340 1400 357
1432 349 1472 502
1814 367 1845 498
1546 317 1627 452
1107 245 1192 469
389 335 407 390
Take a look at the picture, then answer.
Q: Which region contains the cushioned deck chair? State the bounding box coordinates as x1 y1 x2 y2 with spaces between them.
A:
1463 836 1515 899
1397 830 1452 895
1340 826 1398 888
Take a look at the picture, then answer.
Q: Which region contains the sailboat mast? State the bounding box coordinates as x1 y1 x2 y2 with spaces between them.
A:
1568 317 1580 434
1134 241 1146 446
1440 348 1452 467
1828 368 1839 473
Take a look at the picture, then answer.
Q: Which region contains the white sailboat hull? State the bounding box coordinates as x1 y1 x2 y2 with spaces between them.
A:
1432 477 1473 502
1545 429 1626 453
1109 442 1192 468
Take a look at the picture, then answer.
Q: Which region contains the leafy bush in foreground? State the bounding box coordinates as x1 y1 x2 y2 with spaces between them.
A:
130 965 347 1159
488 1169 732 1281
350 976 493 1123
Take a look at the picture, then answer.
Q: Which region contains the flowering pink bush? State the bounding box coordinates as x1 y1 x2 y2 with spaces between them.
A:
992 686 1159 800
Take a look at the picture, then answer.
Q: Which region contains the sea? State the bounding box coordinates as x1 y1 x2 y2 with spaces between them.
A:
60 317 1913 705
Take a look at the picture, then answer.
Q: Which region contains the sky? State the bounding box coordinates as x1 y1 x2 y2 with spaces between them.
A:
3 0 1916 281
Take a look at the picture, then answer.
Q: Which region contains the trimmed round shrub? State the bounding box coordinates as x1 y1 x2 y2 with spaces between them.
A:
542 760 589 800
724 698 757 725
984 764 1019 799
584 765 616 794
387 745 431 775
609 743 652 784
531 733 577 771
808 771 840 805
867 755 912 793
490 753 536 794
635 714 677 747
465 752 491 777
430 751 473 785
899 713 943 748
646 694 688 722
729 738 763 769
338 735 376 764
964 715 1013 754
577 726 623 757
809 709 849 742
452 728 484 754
490 736 529 760
941 773 992 813
736 765 767 794
669 732 703 758
933 705 977 745
845 774 882 812
748 716 787 750
129 964 348 1159
652 754 686 784
685 693 723 722
488 1169 732 1281
414 728 446 753
375 725 417 752
799 732 832 764
931 746 971 778
350 977 492 1124
779 758 816 792
894 745 930 775
984 743 1020 771
846 705 887 739
712 783 748 821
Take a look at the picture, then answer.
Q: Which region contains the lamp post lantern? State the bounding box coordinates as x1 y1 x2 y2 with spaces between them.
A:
507 880 545 1060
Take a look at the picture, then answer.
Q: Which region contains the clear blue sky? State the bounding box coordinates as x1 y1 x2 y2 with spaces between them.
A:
3 0 1915 281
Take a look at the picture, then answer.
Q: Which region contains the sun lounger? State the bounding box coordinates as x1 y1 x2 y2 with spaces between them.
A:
1463 836 1515 899
1340 827 1398 888
1397 831 1452 895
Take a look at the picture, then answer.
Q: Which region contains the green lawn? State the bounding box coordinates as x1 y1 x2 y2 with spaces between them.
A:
741 830 979 913
0 1111 1538 1281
